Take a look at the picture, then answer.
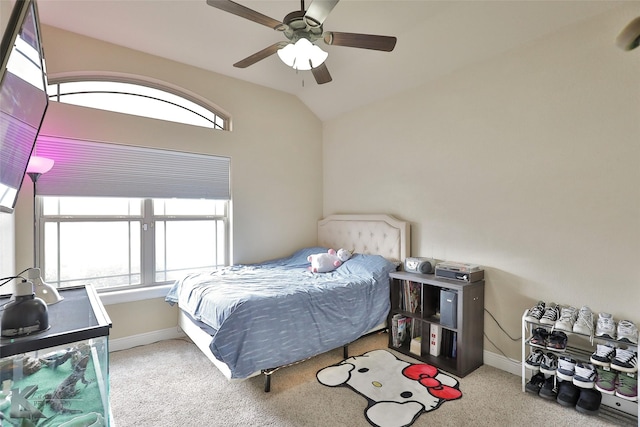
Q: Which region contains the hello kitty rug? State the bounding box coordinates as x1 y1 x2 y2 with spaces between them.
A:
316 349 462 427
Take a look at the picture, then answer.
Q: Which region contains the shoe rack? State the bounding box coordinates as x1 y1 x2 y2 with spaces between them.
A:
521 310 638 424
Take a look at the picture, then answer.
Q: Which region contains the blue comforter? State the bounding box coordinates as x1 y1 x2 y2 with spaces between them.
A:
165 247 396 379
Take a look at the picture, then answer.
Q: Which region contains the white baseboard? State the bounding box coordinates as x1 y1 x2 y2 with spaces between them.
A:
483 349 522 376
109 327 185 352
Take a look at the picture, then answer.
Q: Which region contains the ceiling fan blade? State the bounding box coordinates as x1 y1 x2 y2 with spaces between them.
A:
233 42 287 68
312 63 332 84
206 0 283 30
324 32 397 52
304 0 339 26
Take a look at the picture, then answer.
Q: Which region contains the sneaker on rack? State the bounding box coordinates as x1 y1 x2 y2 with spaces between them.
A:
557 356 577 381
575 388 602 415
554 305 578 332
610 348 638 373
616 320 639 345
595 312 616 340
539 374 558 400
529 327 549 348
546 330 568 352
615 372 638 402
525 349 544 370
594 366 617 395
590 343 615 367
573 306 594 336
524 301 545 323
573 362 597 389
525 372 546 394
556 379 581 407
540 352 558 376
539 302 559 326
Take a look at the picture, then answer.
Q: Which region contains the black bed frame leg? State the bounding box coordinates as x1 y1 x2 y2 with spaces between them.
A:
343 344 348 359
264 372 271 392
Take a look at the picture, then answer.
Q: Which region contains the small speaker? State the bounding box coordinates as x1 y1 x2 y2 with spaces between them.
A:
440 289 457 329
404 257 436 274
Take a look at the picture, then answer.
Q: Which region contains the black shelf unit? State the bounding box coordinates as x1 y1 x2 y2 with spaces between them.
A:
389 271 484 377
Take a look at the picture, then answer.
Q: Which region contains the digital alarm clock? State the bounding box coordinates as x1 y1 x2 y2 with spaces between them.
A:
404 257 437 274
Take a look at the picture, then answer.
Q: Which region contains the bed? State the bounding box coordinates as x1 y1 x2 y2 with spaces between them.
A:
165 214 409 391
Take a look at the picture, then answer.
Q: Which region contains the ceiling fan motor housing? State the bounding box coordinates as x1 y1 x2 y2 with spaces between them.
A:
280 10 323 44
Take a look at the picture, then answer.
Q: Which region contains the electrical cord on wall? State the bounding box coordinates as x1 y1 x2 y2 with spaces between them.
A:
484 307 521 359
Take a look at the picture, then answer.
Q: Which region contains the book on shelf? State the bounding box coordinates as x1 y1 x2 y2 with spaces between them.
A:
451 332 457 358
439 329 458 359
411 318 421 340
392 314 409 348
441 329 450 358
402 280 421 314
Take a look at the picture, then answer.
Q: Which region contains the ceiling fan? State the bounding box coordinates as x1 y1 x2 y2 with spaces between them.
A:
206 0 397 84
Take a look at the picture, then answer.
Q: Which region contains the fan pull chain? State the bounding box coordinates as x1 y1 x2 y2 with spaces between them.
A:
294 68 304 87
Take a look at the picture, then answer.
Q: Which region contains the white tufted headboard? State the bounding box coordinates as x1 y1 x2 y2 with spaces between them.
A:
317 214 410 263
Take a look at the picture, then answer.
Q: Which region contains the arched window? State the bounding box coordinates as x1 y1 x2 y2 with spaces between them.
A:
38 75 231 295
47 76 229 130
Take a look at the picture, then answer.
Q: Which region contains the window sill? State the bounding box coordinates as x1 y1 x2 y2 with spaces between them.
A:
98 284 172 306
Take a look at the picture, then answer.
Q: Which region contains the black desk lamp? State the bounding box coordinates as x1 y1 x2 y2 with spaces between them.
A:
1 279 49 337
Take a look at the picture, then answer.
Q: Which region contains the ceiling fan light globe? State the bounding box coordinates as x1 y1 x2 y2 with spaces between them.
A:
277 38 328 71
308 43 329 69
277 43 297 67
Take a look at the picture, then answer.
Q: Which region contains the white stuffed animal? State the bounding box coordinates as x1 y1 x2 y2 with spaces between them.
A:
308 248 352 273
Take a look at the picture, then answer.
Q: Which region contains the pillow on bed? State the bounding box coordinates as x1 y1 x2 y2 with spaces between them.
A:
336 253 397 277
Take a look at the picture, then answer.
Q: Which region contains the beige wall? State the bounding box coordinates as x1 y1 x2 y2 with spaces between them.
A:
11 26 324 339
5 4 639 360
105 299 178 341
323 4 640 361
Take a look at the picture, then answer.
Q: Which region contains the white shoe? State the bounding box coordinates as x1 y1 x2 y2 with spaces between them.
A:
557 356 577 381
573 362 596 389
590 344 615 367
617 320 639 345
610 348 638 373
555 306 577 332
573 306 594 336
595 312 616 340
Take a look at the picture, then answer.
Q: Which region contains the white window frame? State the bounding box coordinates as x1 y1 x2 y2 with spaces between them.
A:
37 196 230 303
47 72 231 130
35 73 232 303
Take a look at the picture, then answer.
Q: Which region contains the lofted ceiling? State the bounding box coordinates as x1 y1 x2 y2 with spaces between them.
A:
34 0 627 121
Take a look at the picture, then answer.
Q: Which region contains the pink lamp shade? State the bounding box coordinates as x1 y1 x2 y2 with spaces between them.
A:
26 156 54 175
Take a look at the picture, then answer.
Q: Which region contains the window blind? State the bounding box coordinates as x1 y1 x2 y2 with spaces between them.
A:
33 136 230 200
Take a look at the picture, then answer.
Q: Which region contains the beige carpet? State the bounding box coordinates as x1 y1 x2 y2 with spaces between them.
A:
110 332 634 426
